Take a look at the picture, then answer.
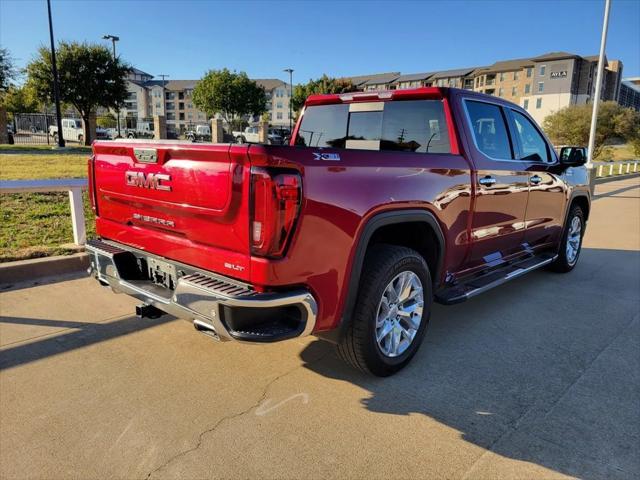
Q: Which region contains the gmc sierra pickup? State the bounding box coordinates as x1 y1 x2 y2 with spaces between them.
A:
87 87 591 376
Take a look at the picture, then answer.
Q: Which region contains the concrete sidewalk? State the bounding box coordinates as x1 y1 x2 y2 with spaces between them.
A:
1 177 639 480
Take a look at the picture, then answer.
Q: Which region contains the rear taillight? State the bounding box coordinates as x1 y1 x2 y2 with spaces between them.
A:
250 167 301 258
87 155 98 216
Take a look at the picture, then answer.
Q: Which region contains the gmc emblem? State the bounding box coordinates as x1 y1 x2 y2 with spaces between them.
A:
125 171 172 191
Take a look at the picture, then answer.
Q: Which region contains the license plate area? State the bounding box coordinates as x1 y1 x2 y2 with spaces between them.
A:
147 257 177 290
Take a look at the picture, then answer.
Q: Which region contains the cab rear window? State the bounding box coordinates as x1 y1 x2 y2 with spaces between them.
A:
295 100 451 154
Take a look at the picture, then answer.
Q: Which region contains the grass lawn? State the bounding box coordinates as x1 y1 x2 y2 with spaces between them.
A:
0 153 89 180
0 149 95 262
607 144 639 162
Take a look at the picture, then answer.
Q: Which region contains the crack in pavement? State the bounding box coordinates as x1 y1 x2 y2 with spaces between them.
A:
144 350 331 479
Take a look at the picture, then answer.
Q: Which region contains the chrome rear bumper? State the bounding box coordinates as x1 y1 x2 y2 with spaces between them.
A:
86 239 317 342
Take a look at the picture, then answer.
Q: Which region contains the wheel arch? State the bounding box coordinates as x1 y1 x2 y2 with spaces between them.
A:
564 191 591 227
318 209 445 343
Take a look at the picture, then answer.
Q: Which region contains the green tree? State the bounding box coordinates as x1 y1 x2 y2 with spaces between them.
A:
0 47 17 93
0 84 40 114
291 75 357 113
96 112 117 128
192 69 267 130
543 102 640 160
25 42 130 145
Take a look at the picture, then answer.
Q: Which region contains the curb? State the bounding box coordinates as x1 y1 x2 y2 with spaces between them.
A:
594 172 640 184
0 252 90 285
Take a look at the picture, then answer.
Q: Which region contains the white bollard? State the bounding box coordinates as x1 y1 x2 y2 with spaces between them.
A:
619 163 623 175
68 187 86 245
609 164 614 176
597 165 603 177
635 162 638 173
626 163 630 174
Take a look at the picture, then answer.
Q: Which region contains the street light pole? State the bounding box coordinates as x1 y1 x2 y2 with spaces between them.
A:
586 0 612 168
103 34 120 137
47 0 65 148
283 68 294 133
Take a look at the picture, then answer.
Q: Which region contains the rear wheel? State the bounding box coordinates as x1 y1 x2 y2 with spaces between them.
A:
550 205 585 273
78 134 84 144
337 245 432 376
236 136 245 144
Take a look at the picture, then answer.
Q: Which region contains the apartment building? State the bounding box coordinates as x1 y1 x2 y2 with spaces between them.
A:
255 79 292 126
121 71 293 133
618 78 640 111
350 52 624 124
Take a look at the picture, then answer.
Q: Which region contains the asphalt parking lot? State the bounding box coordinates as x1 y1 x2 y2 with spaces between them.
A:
1 176 639 480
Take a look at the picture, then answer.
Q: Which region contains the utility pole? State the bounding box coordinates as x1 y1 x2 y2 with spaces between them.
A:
586 0 611 168
102 34 121 137
283 68 294 133
47 0 65 147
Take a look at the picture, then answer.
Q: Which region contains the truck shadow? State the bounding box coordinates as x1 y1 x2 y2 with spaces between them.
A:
299 247 640 479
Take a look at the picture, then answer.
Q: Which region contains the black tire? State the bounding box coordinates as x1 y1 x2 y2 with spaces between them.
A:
78 134 84 144
52 132 58 143
236 136 245 144
336 245 432 376
549 204 585 273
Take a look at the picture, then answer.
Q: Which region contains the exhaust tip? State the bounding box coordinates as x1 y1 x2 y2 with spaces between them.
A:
193 319 220 341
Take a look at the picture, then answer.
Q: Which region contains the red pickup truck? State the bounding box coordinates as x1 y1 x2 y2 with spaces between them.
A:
87 87 591 376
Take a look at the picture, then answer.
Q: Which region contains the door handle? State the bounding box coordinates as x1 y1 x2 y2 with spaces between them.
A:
530 175 542 185
479 175 496 186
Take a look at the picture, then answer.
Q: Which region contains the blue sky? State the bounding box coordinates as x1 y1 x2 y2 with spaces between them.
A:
1 0 639 84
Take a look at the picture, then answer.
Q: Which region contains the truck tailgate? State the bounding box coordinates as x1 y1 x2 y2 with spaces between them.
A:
91 141 251 280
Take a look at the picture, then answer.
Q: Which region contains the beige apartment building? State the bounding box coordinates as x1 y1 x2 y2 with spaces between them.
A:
347 52 623 124
121 71 292 134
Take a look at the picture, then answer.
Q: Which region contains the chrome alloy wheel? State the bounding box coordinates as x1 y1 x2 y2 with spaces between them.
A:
566 215 582 265
375 271 424 358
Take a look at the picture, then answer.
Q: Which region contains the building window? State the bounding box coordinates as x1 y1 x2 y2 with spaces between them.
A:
538 82 544 93
276 102 283 109
514 71 519 80
276 112 283 120
525 84 531 94
166 102 175 111
523 99 529 110
526 67 533 78
498 88 504 97
179 103 184 110
499 73 505 82
512 87 517 96
536 98 542 109
539 65 546 76
179 113 185 120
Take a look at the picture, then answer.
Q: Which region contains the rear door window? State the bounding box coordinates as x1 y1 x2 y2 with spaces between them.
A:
465 100 513 160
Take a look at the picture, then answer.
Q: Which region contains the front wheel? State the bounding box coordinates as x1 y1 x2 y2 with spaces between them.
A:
337 245 432 376
549 205 585 273
235 136 245 144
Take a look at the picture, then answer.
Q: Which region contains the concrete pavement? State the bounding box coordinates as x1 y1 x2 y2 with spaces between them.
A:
1 177 639 479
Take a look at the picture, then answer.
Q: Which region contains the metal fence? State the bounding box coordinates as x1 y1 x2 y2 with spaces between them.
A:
7 113 124 145
593 161 639 178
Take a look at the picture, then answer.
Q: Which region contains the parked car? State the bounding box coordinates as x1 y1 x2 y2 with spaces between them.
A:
48 118 109 143
232 126 283 145
186 125 211 142
87 87 591 376
124 121 154 139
